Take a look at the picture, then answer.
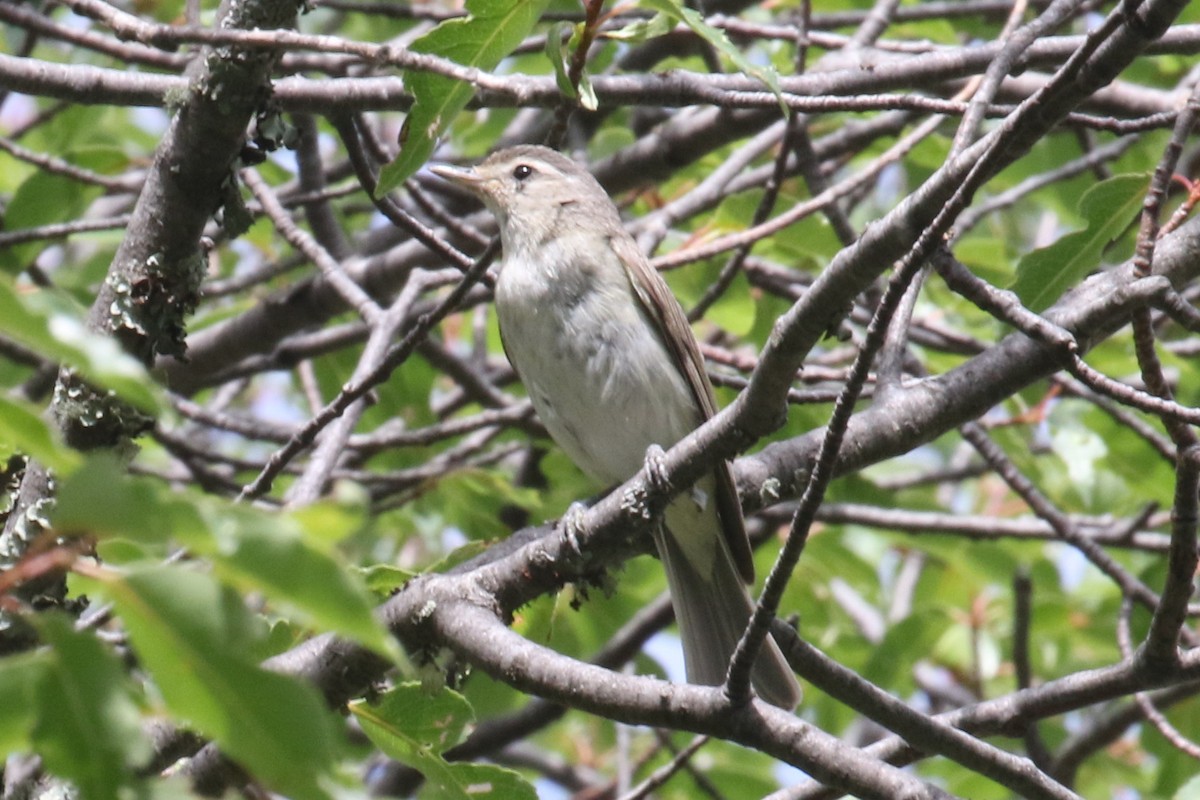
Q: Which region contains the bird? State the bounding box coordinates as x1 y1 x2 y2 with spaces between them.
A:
432 144 800 709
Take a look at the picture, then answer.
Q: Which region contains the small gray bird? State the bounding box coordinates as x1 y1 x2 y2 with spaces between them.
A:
432 145 800 709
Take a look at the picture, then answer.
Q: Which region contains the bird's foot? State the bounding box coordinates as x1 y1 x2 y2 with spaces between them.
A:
643 443 671 495
559 501 589 558
622 444 670 523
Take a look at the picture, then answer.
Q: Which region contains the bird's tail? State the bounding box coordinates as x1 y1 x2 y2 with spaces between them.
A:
656 504 801 709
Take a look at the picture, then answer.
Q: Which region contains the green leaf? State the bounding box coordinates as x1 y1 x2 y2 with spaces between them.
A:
360 563 418 598
54 456 208 544
955 235 1013 287
546 22 578 101
426 539 493 574
75 566 341 800
426 764 538 800
69 145 133 176
705 271 756 336
577 70 598 113
352 684 537 800
206 503 402 662
604 11 673 43
1011 173 1149 311
0 276 160 414
638 0 784 108
353 683 472 755
0 172 104 274
0 651 49 756
545 21 598 111
416 468 542 540
0 395 81 473
378 0 552 194
33 616 150 800
55 459 400 661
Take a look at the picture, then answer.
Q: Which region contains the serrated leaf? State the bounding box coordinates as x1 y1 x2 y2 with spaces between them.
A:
76 566 341 800
0 395 81 473
0 277 160 413
352 683 473 755
33 616 150 800
1011 173 1149 311
638 0 784 108
378 0 552 194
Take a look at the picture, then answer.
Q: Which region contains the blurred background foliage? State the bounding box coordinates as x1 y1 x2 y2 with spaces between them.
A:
2 0 1200 798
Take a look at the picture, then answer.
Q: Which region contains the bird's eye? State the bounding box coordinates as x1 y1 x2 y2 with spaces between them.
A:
513 164 533 180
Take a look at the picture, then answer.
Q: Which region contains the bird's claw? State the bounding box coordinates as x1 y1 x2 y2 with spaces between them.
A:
620 444 671 523
643 443 671 494
559 501 589 558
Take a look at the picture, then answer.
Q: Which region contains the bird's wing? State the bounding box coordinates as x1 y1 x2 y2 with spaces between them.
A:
611 232 755 583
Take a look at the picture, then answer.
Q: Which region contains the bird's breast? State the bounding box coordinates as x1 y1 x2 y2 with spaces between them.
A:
494 245 700 485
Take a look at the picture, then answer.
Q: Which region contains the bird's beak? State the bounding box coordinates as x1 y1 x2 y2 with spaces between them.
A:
431 163 484 194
